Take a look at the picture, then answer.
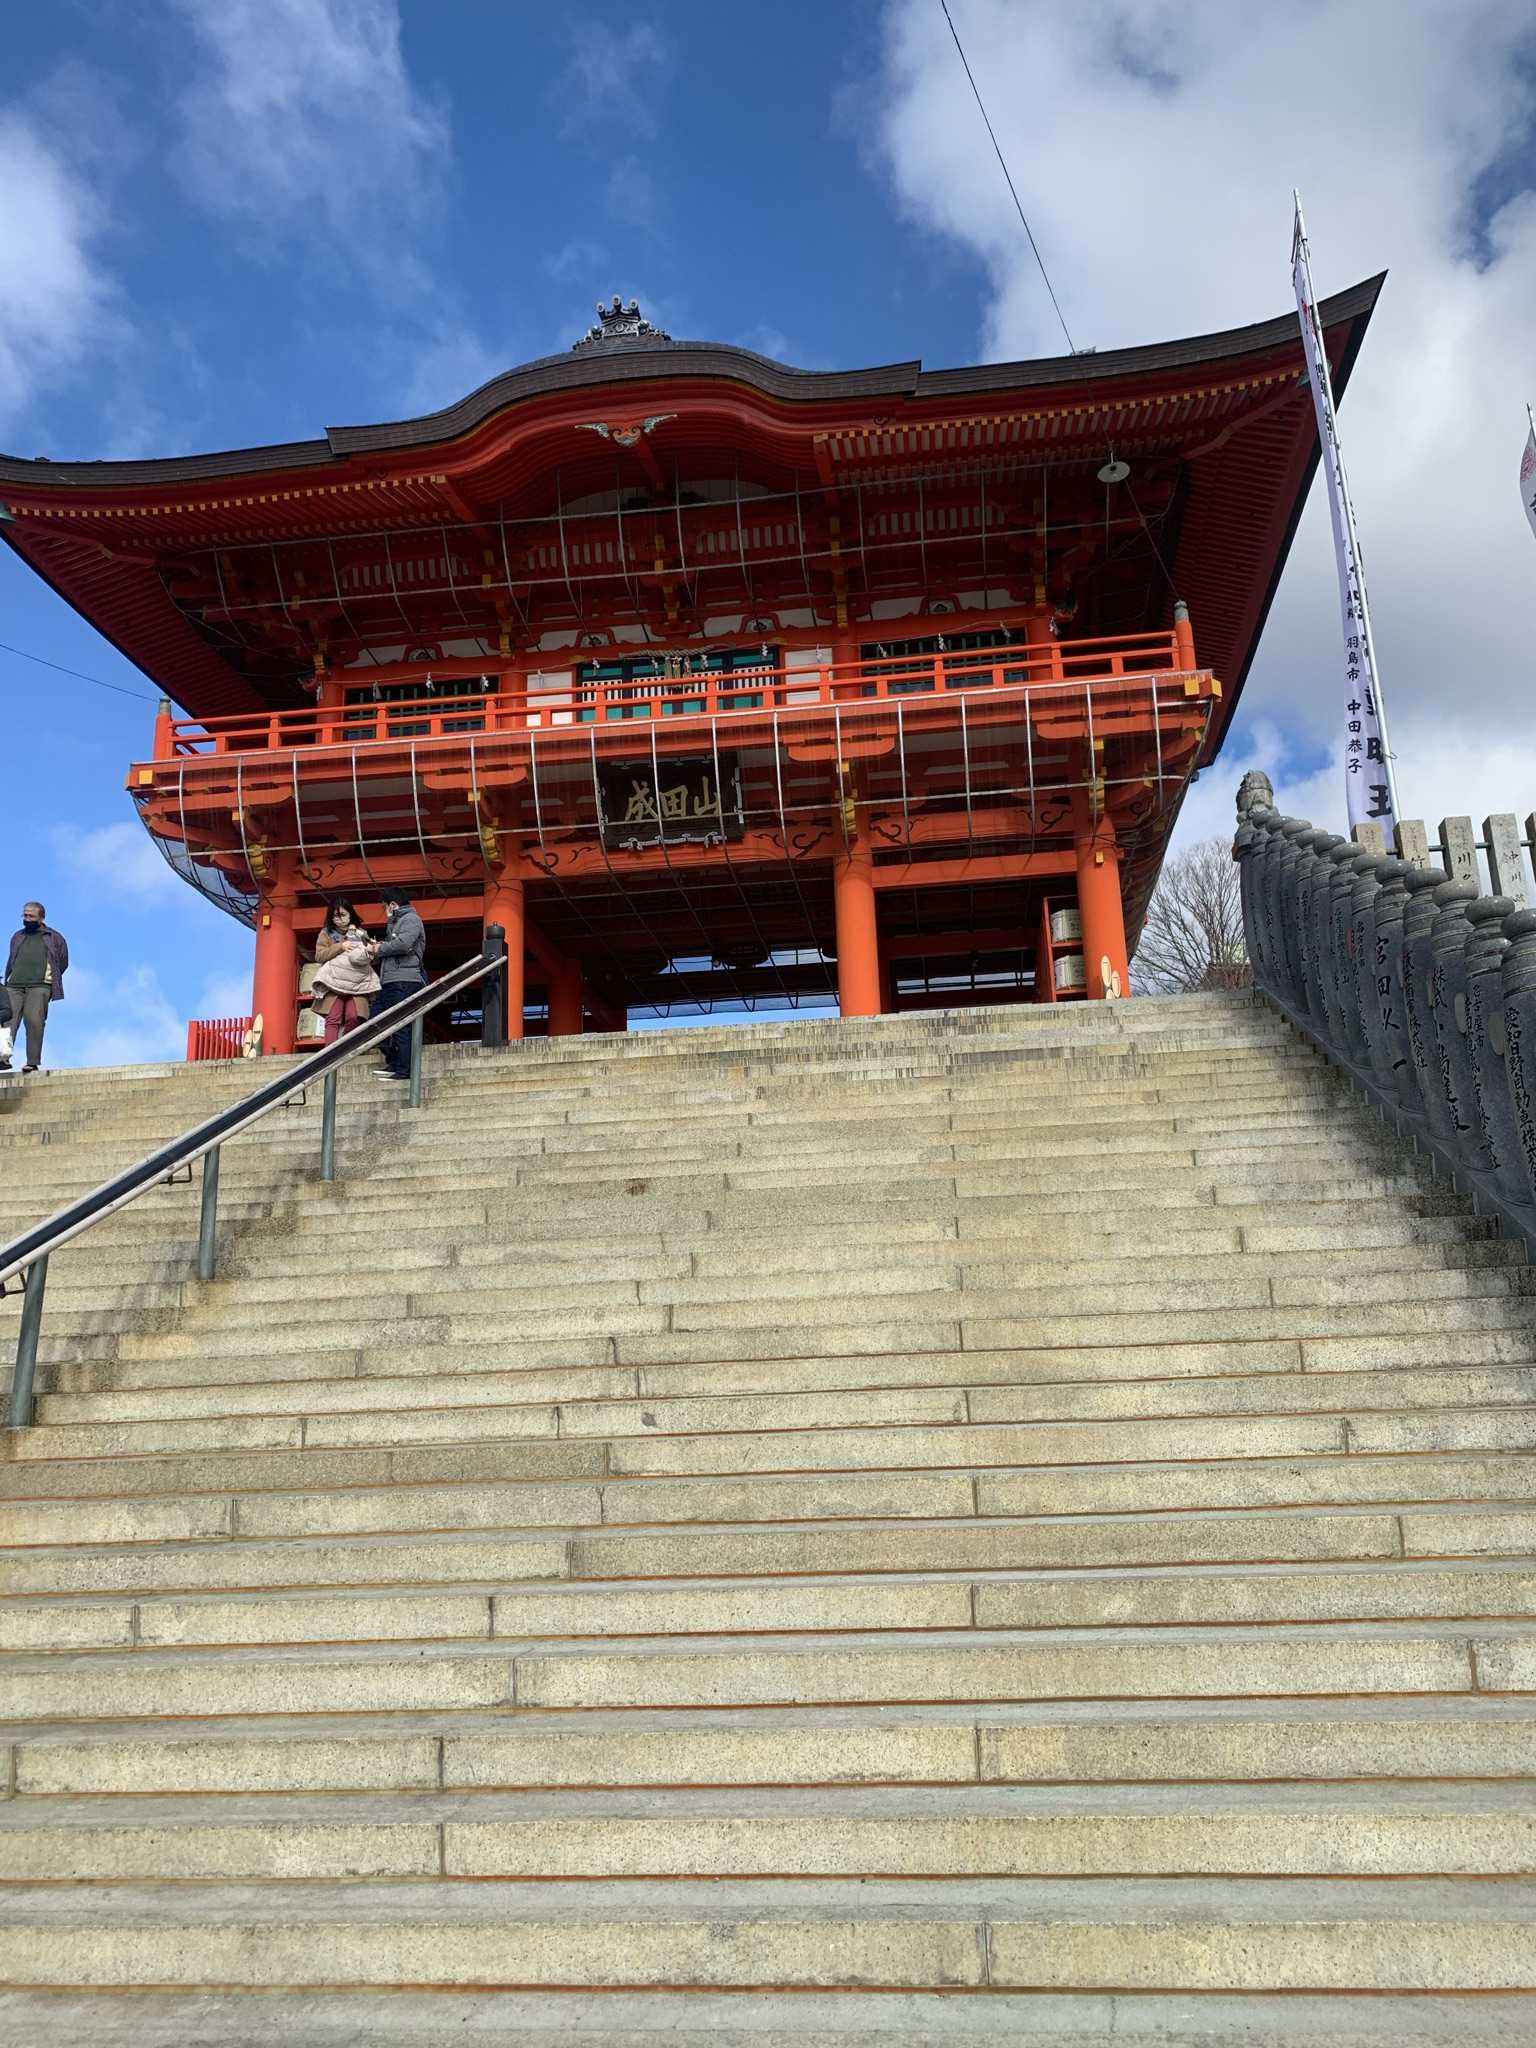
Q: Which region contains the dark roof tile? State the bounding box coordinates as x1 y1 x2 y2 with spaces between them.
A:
0 278 1384 492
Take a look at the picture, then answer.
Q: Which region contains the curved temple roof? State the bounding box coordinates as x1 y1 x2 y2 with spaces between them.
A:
0 279 1381 489
0 278 1383 731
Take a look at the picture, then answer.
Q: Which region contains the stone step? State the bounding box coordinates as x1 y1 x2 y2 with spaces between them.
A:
1 1781 1532 1883
0 1075 1351 1157
0 1414 1523 1530
0 1988 1529 2048
67 1259 1522 1356
6 1559 1536 1657
3 1439 1532 1543
36 1303 1529 1402
592 1408 1536 1482
1 1874 1533 1991
87 1262 1527 1363
30 1358 1536 1437
12 1141 1418 1218
22 1200 1478 1302
0 1502 1435 1591
125 1210 1509 1286
0 1620 1504 1722
0 1048 1319 1120
10 1695 1534 1799
22 1366 1536 1464
57 1234 1499 1324
40 1185 1471 1267
43 1323 1536 1403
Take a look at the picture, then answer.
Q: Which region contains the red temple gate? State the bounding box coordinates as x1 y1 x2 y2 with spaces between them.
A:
0 285 1381 1050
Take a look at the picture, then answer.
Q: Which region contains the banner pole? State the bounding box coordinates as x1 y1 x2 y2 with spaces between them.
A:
1292 191 1401 828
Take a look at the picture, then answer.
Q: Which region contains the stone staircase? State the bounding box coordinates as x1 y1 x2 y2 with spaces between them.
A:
0 993 1533 2045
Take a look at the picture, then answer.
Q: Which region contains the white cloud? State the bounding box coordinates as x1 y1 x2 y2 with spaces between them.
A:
562 20 670 135
544 239 611 284
0 99 115 433
195 969 253 1021
736 324 793 362
605 156 665 235
170 0 449 282
47 964 187 1070
51 822 184 908
869 0 1536 830
394 322 515 416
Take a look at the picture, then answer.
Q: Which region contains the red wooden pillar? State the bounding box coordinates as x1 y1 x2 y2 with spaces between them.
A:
1072 792 1131 1001
548 959 584 1037
833 781 881 1021
317 675 345 745
834 845 881 1018
251 851 299 1054
1173 598 1197 673
483 872 525 1040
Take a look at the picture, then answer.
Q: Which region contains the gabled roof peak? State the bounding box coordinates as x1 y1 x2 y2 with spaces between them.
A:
572 297 673 352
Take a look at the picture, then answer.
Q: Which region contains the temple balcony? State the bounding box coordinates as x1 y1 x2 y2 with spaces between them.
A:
133 624 1210 764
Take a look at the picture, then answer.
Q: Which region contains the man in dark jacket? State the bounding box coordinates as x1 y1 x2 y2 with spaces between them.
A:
368 890 427 1080
2 902 68 1074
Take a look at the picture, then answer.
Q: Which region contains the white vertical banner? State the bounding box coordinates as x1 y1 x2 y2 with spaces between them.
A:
1291 194 1399 835
1521 410 1536 544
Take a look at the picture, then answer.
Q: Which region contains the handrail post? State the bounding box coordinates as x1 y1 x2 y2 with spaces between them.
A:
320 1069 339 1182
197 1146 222 1283
481 925 508 1049
407 1017 425 1109
8 1255 49 1429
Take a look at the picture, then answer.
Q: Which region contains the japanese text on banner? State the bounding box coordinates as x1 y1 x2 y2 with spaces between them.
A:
1292 204 1395 834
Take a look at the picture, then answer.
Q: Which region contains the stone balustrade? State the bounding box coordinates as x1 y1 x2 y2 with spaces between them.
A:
1234 770 1536 1249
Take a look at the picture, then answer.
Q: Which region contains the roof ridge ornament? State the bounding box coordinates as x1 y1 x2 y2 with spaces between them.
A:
573 296 672 352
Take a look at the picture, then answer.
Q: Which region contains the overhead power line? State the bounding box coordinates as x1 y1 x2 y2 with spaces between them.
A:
938 0 1076 355
0 637 155 703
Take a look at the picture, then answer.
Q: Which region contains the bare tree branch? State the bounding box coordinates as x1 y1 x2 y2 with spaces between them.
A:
1133 836 1250 995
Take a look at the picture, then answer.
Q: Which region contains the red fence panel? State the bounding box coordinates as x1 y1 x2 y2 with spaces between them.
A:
186 1016 252 1062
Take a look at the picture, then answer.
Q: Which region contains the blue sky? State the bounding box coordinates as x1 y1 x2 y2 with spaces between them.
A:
4 0 1535 1060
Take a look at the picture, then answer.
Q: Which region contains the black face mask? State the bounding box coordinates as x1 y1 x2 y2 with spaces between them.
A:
22 920 40 932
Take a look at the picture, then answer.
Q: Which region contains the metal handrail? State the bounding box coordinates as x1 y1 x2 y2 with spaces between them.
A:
2 931 510 1428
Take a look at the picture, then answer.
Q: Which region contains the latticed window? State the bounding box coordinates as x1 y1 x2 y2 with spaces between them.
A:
342 673 489 738
859 625 1030 696
575 646 779 721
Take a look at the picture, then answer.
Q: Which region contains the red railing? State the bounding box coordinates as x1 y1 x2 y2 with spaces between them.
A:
155 628 1194 759
187 1016 251 1061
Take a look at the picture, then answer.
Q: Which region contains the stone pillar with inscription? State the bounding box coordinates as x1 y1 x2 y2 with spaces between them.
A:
1399 866 1447 1127
1500 908 1536 1210
1425 882 1480 1147
1362 858 1413 1108
1484 815 1529 909
1463 898 1525 1201
1438 816 1480 888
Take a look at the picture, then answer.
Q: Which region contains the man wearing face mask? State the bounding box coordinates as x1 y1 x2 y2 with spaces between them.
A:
2 902 69 1074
